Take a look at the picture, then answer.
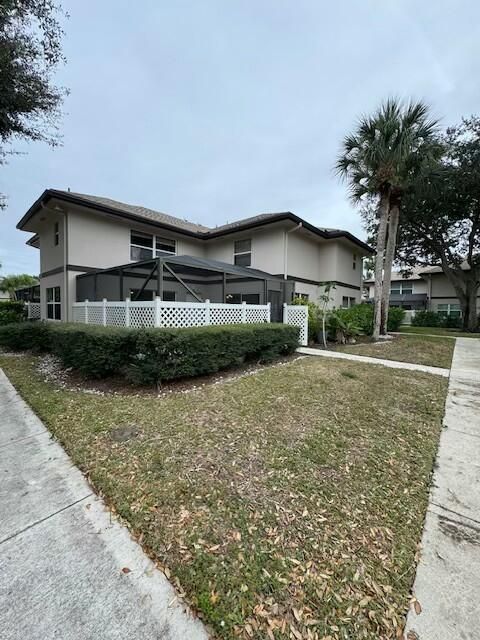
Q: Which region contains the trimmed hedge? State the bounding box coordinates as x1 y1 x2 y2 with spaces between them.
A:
411 310 462 329
0 300 25 326
0 321 300 384
333 304 405 335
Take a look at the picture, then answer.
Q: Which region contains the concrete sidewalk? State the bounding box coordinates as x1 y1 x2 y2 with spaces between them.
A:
0 369 207 640
404 338 480 639
297 346 450 377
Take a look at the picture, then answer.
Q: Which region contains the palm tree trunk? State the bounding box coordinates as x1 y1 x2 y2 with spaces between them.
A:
373 193 390 340
380 203 400 334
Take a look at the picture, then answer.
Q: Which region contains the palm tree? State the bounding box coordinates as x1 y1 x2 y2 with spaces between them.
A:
0 274 38 299
336 99 439 339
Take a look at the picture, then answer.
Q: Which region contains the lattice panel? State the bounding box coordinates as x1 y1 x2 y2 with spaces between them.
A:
284 305 308 346
210 306 243 325
129 305 155 328
87 306 104 325
106 306 126 327
27 303 41 319
72 306 86 323
245 306 269 324
159 306 206 327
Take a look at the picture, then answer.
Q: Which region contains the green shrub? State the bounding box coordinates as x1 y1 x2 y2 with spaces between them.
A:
411 310 441 327
440 314 462 329
0 321 51 351
49 324 138 378
125 323 299 385
332 304 405 335
0 300 25 325
386 306 405 331
0 322 299 384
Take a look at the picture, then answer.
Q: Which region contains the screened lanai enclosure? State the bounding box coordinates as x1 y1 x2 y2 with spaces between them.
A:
75 255 294 322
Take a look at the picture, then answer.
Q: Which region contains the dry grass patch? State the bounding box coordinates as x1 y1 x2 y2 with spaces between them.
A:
334 335 454 369
0 354 447 640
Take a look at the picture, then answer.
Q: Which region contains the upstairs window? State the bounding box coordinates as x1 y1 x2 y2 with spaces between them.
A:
155 236 176 256
54 222 59 246
46 286 61 320
352 253 357 270
234 239 251 267
130 231 177 261
130 231 153 261
390 282 413 295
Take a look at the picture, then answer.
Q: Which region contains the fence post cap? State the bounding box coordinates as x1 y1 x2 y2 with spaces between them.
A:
85 299 89 303
103 298 107 302
205 299 210 303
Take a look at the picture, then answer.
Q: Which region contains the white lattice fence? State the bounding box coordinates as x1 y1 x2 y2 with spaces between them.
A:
26 302 41 320
72 299 271 329
283 304 308 346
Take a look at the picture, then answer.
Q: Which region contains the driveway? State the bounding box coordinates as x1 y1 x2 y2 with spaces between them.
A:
0 369 207 640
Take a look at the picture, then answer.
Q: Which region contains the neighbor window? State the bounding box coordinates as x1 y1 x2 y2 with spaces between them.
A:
46 286 61 320
437 303 462 318
342 296 356 309
296 293 309 302
390 281 413 295
54 222 59 246
130 231 176 261
234 239 251 267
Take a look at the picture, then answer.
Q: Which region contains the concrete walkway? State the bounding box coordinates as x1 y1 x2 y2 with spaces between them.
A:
297 346 450 377
0 369 207 640
404 338 480 639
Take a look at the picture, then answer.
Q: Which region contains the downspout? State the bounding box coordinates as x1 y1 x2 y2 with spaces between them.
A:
63 211 69 321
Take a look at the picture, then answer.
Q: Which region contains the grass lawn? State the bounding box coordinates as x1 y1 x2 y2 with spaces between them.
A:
0 354 448 640
334 335 454 369
399 325 480 338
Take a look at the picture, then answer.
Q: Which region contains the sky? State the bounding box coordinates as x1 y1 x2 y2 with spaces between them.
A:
1 0 479 275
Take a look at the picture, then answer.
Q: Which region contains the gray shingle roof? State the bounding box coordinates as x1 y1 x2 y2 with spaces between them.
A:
60 191 211 234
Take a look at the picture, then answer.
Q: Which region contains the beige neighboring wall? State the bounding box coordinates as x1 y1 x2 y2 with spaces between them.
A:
205 223 286 274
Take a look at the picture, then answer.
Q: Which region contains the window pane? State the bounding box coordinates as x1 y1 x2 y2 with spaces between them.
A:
47 288 54 302
54 286 61 302
234 239 251 254
163 290 176 301
234 253 251 267
342 296 349 308
155 237 176 254
131 231 153 248
437 304 448 311
54 304 61 320
242 294 260 304
349 297 356 306
47 304 54 319
402 287 413 295
130 246 153 261
390 287 401 295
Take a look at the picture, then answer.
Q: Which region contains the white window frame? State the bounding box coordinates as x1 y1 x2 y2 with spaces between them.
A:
437 303 462 318
130 230 176 261
390 281 413 295
233 239 252 267
46 286 61 320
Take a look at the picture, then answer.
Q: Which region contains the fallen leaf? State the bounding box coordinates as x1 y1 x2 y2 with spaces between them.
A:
121 567 131 574
414 600 422 615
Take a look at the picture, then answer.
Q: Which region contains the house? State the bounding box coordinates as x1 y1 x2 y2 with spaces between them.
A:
364 266 473 319
17 189 373 322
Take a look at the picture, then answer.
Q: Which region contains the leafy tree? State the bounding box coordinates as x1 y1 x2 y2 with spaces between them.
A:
336 99 438 339
389 118 480 331
0 273 38 298
0 0 67 207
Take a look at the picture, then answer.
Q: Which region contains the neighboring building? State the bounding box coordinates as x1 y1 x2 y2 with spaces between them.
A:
0 289 9 300
17 189 373 322
364 266 474 319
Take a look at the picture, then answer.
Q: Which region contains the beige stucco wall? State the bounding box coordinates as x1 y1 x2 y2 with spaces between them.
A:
38 212 65 273
205 224 286 274
67 208 205 269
